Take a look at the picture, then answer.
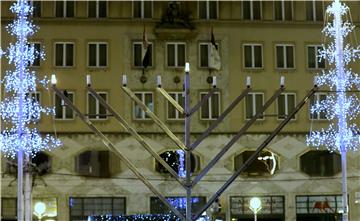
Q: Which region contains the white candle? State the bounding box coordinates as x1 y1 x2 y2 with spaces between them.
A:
212 76 217 87
185 62 190 72
157 75 162 87
280 76 285 86
314 76 318 86
246 76 251 87
122 75 127 86
51 74 57 85
86 75 91 85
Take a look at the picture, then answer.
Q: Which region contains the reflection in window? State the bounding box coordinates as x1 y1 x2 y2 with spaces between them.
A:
234 150 279 176
300 150 341 176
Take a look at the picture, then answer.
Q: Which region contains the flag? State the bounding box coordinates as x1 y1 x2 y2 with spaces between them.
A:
142 26 151 69
209 27 221 70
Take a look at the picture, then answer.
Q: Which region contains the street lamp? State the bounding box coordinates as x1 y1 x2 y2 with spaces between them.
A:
249 197 262 221
33 202 46 221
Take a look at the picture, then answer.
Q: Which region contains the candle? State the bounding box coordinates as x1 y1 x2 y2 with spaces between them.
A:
122 75 127 86
157 75 162 87
51 74 57 85
280 76 285 86
185 62 190 72
86 75 91 86
246 76 251 87
212 76 217 87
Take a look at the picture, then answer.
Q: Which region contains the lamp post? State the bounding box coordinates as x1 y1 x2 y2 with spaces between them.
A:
33 202 46 221
249 197 262 221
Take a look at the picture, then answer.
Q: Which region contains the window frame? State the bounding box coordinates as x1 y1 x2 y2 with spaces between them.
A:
54 42 75 68
198 41 220 69
306 0 324 22
277 92 296 120
199 91 221 120
87 0 108 18
87 42 108 68
273 0 293 21
31 1 42 18
307 45 325 70
87 91 108 120
275 43 295 69
244 92 265 120
133 91 154 120
54 0 75 18
132 41 154 68
132 0 153 19
167 91 185 121
198 0 219 20
27 91 41 121
166 42 186 68
54 91 75 120
309 92 327 121
242 43 263 69
29 41 42 67
242 0 262 20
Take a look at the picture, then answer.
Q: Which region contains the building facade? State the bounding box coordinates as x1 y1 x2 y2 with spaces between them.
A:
1 1 360 221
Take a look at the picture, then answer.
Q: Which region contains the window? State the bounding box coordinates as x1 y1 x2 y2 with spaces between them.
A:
275 44 295 69
307 45 325 69
32 1 41 18
296 195 343 216
155 150 199 175
133 41 153 67
230 196 284 218
234 150 279 176
26 91 41 121
199 42 220 68
55 1 75 18
306 0 324 21
245 93 264 120
300 150 341 176
166 42 186 68
133 0 152 18
88 92 107 120
88 0 107 18
134 92 153 120
32 152 51 176
167 92 184 120
274 1 293 21
277 93 296 119
200 92 220 120
1 198 17 219
150 196 206 214
75 150 111 177
55 91 74 120
199 0 218 20
243 44 263 68
54 42 74 67
88 42 108 67
310 93 327 120
29 42 41 67
69 197 125 220
243 1 261 20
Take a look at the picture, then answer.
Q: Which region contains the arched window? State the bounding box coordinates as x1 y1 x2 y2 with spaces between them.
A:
234 150 279 176
300 150 341 176
155 150 200 175
3 152 51 176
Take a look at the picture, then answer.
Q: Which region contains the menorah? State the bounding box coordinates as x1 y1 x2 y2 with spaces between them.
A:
51 63 317 221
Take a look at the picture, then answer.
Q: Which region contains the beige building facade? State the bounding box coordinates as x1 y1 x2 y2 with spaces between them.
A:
1 1 360 221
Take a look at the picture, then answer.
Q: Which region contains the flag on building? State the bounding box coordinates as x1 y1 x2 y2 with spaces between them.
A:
209 27 221 70
142 26 151 69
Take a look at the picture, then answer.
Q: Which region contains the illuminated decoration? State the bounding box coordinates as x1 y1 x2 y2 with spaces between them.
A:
176 150 185 178
306 0 360 152
0 0 61 158
89 214 180 221
257 151 277 175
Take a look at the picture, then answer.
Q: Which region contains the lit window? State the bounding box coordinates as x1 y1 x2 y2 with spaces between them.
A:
200 92 220 120
55 42 74 67
243 0 261 20
133 0 153 18
88 42 107 67
309 93 327 120
274 0 293 21
234 150 279 176
55 1 75 18
199 0 218 20
275 44 295 69
277 93 296 119
87 92 107 120
155 150 199 175
150 196 206 214
300 150 341 176
199 42 220 68
166 42 186 68
167 92 184 120
88 0 107 18
306 0 324 21
134 92 153 120
133 41 153 67
243 44 263 68
296 195 343 215
245 92 264 120
307 45 325 69
55 91 74 120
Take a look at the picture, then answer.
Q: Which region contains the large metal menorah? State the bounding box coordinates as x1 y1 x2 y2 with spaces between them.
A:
50 63 317 221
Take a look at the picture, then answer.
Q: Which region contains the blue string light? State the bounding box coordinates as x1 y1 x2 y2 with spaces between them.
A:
0 0 61 158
